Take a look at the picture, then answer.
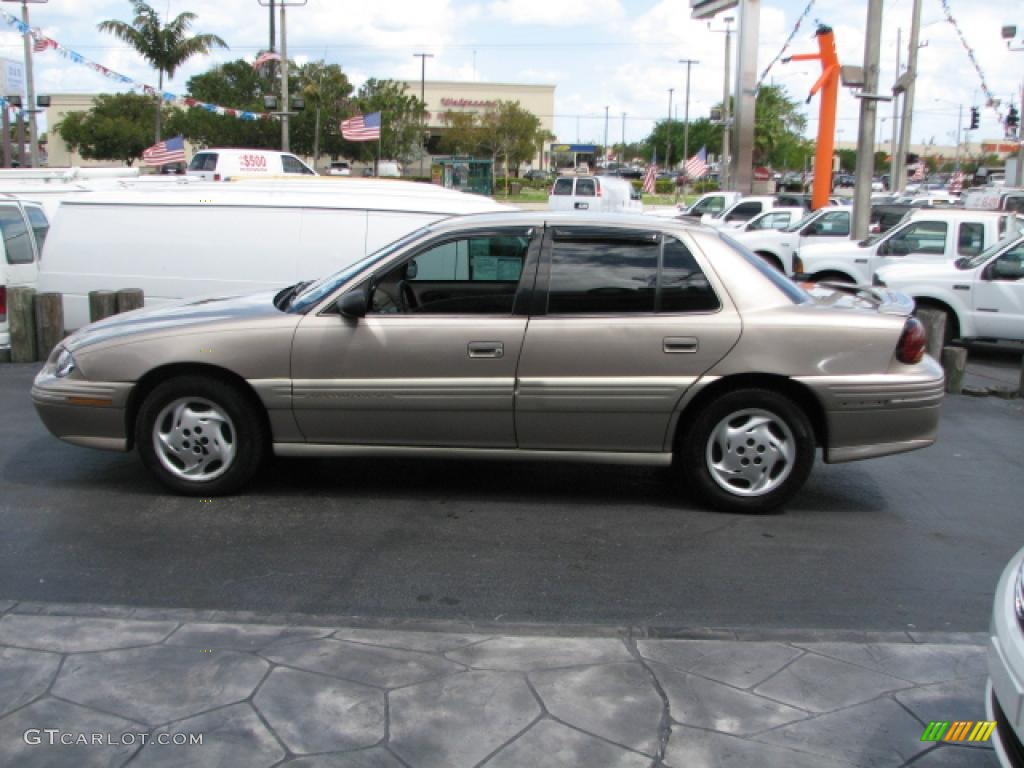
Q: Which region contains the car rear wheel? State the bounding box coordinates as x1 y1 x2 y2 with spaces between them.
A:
678 389 815 513
809 270 855 284
136 376 268 495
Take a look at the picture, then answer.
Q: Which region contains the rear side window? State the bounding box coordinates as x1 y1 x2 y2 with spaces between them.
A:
25 207 49 251
552 178 573 196
547 232 719 314
283 155 314 174
0 205 34 264
725 202 762 222
957 222 985 257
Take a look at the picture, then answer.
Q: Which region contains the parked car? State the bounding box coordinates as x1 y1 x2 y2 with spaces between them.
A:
32 212 943 513
677 191 743 220
701 196 786 229
548 175 641 213
874 231 1024 345
187 148 317 181
326 161 351 176
732 207 852 273
0 196 49 354
796 209 1019 284
523 169 554 181
986 544 1024 768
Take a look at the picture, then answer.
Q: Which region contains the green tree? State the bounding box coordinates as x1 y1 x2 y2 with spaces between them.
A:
753 85 807 166
351 79 425 166
98 1 228 142
293 61 354 165
55 93 168 165
644 117 722 167
438 110 482 156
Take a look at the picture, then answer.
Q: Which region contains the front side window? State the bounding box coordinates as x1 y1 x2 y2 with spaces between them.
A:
188 153 218 172
989 243 1024 281
885 221 948 255
725 202 762 222
957 222 985 257
283 155 314 174
0 205 34 264
807 211 850 237
552 178 573 196
24 206 49 251
692 196 724 215
748 212 790 231
370 232 531 315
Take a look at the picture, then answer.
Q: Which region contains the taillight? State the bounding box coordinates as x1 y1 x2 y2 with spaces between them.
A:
596 181 602 197
0 285 6 322
214 173 221 181
896 316 927 364
792 254 804 274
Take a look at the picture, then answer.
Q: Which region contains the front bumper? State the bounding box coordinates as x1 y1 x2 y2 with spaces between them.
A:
796 356 945 463
32 368 133 452
988 548 1024 768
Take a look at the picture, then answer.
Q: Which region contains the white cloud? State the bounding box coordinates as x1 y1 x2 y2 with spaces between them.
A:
488 0 624 27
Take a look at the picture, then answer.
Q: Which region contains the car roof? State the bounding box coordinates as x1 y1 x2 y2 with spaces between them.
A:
425 210 707 235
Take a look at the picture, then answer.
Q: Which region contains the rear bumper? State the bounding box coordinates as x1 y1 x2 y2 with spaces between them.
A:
796 357 945 463
32 369 132 452
988 548 1024 768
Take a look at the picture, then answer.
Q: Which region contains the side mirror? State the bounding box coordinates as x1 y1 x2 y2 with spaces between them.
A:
338 289 368 318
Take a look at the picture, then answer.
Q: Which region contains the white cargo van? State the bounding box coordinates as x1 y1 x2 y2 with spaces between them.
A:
187 149 317 181
548 175 642 213
0 196 49 353
38 182 510 330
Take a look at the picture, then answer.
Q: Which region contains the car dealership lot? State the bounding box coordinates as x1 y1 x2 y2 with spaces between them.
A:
3 360 1023 634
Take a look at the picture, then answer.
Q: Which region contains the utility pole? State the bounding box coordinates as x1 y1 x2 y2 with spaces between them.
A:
279 2 289 151
603 105 609 166
621 112 626 160
666 88 674 169
852 0 884 241
889 28 901 191
679 58 699 169
733 0 759 193
3 0 46 167
721 16 734 190
954 103 962 173
895 0 923 192
268 0 276 80
413 53 433 178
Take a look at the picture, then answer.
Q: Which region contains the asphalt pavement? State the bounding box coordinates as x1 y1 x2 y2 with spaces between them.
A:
1 353 1022 634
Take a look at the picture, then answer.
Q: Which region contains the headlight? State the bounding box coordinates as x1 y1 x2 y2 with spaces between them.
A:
54 347 76 378
1016 561 1024 630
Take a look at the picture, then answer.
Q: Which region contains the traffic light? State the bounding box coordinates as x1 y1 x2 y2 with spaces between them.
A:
969 107 979 131
1008 106 1020 130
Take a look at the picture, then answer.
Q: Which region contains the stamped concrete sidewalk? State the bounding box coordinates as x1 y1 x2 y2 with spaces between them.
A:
0 600 997 768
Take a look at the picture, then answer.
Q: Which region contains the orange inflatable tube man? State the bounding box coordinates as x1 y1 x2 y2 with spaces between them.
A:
784 24 840 210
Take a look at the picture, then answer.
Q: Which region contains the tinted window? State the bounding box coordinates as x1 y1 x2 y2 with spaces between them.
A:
0 206 34 264
958 222 985 257
575 178 596 197
725 202 762 222
24 206 48 251
409 236 526 283
886 221 947 255
548 237 658 314
990 243 1024 281
748 212 790 230
552 178 573 196
660 238 720 313
188 152 218 172
809 211 850 236
692 196 723 214
283 155 314 174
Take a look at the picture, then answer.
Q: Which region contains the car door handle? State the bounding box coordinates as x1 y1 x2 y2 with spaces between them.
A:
977 308 999 313
664 336 699 354
468 341 504 358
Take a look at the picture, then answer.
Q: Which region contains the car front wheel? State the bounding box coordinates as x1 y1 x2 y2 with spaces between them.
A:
679 389 815 513
136 376 268 495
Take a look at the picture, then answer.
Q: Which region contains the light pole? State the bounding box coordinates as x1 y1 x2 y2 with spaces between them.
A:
257 0 306 153
679 59 699 173
413 53 433 178
666 88 674 169
2 0 46 167
721 16 735 189
621 112 626 161
603 105 609 166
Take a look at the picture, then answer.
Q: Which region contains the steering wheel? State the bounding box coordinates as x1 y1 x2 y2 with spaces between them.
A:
398 280 419 312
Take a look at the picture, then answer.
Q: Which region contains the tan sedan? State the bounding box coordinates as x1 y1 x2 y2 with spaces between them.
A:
32 212 944 512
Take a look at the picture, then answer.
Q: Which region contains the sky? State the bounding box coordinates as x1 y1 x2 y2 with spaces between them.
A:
0 0 1021 156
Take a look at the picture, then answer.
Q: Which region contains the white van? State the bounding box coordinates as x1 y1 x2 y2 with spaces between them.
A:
548 175 642 213
38 181 510 330
187 149 317 181
0 196 49 353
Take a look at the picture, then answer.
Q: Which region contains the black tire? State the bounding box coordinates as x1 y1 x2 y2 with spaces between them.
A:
677 388 815 513
135 375 268 496
809 271 856 284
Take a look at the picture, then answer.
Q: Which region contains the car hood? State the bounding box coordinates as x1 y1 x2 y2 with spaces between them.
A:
65 290 291 353
874 260 963 285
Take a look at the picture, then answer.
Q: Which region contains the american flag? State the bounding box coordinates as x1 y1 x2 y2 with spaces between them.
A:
684 146 709 179
142 135 186 166
32 34 57 53
911 162 925 182
251 51 282 70
642 163 657 194
947 170 965 195
341 111 381 141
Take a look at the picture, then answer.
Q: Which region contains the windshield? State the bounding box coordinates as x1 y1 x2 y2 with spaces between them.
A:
287 227 431 313
784 210 821 233
958 232 1024 270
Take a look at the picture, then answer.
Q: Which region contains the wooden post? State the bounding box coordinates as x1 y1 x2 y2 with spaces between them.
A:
8 287 36 363
916 308 946 360
941 347 968 395
115 288 144 314
33 292 64 362
88 290 118 323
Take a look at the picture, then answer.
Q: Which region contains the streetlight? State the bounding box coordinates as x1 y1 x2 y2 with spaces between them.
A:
666 88 674 170
2 0 46 168
413 53 433 178
256 0 306 152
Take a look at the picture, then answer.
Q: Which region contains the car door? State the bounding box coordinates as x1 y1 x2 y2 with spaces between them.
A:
971 241 1024 340
289 226 539 447
869 219 949 277
515 226 742 452
0 203 38 291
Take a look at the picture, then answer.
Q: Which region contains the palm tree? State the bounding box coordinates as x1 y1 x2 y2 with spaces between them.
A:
99 1 228 142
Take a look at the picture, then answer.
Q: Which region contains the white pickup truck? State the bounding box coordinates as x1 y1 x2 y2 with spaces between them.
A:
731 206 851 273
874 230 1024 344
960 186 1024 214
795 209 1019 285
